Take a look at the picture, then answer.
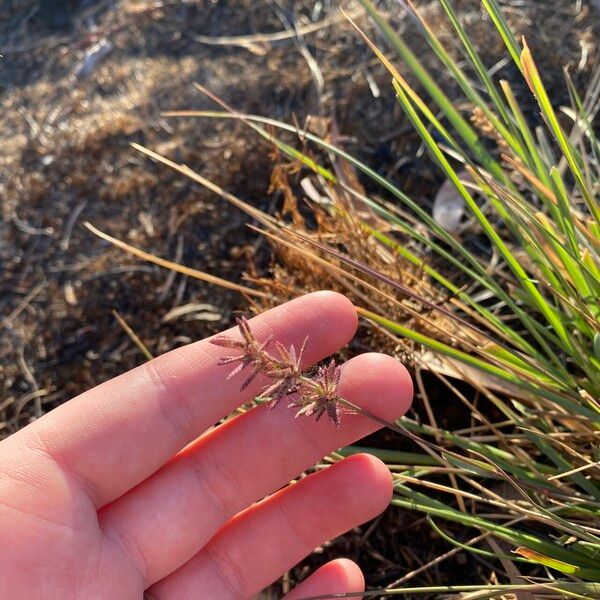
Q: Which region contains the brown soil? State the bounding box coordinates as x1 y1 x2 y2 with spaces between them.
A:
1 1 598 597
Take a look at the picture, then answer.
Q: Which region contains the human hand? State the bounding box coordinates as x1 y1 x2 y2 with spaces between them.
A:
0 292 412 599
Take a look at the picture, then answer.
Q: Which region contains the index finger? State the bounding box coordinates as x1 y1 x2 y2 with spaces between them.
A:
3 292 358 507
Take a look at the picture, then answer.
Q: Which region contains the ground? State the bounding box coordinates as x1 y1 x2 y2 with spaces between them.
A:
1 0 598 596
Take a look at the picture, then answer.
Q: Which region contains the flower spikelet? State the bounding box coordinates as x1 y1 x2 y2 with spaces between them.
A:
291 359 343 426
210 316 274 390
259 336 308 409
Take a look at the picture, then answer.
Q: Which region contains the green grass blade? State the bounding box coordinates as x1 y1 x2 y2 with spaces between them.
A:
521 41 600 224
357 307 598 419
500 79 553 188
481 0 522 70
437 0 513 127
356 0 505 180
392 484 600 569
394 82 573 353
403 0 526 160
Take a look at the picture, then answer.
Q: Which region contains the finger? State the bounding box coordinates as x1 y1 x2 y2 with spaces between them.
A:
100 353 412 584
148 453 391 600
2 292 357 507
283 559 364 600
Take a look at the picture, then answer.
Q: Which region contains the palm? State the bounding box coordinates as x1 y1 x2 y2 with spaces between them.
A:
0 293 412 599
0 483 139 596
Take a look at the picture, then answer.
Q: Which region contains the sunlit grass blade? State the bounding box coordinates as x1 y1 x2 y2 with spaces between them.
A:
521 40 600 223
300 582 600 598
500 79 553 187
435 0 513 126
401 0 525 160
84 222 268 299
391 484 600 570
481 0 522 70
513 547 600 580
355 0 506 180
112 309 154 361
393 80 573 357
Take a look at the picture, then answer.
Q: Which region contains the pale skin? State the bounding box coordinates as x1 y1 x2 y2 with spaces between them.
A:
0 292 413 599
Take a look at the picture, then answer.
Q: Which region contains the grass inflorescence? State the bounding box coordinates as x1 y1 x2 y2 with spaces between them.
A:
211 316 347 426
